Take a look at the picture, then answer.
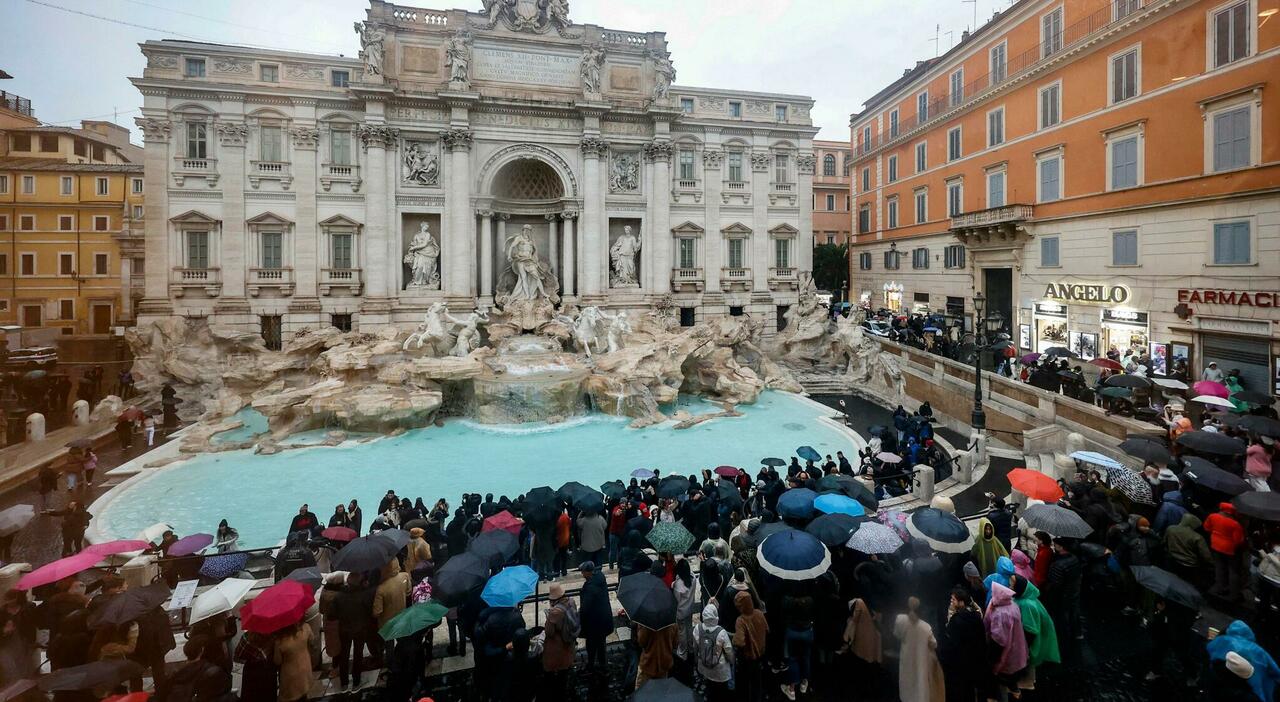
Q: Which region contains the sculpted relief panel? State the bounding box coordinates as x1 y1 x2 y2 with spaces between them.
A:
609 152 640 193
402 140 441 186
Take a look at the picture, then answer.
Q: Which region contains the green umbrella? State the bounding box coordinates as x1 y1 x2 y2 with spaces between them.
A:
378 600 449 641
1100 387 1132 398
646 522 695 554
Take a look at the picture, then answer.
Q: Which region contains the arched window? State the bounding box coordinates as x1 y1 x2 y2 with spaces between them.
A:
822 153 836 176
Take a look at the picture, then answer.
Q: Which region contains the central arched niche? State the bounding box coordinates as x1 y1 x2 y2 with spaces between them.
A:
491 158 565 201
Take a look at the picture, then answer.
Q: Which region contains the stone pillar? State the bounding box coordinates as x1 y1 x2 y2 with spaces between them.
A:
290 122 321 304
443 128 475 302
479 211 494 300
357 123 398 313
579 138 608 300
119 257 132 322
914 464 935 503
702 147 724 305
796 152 816 276
71 400 89 426
644 141 673 295
545 214 559 275
25 414 44 442
135 116 172 312
561 211 577 298
216 116 248 305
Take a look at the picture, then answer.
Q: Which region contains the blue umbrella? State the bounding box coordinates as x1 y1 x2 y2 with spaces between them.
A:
906 507 974 553
923 326 941 333
631 468 655 479
796 446 822 462
777 488 818 520
480 565 539 607
813 493 865 518
757 529 831 581
198 552 249 579
1069 451 1124 471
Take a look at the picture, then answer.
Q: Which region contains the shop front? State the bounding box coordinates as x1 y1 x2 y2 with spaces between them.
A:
1175 288 1277 397
1032 301 1069 353
882 281 904 312
1101 308 1149 363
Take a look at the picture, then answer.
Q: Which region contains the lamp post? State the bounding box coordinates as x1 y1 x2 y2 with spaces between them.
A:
971 292 986 431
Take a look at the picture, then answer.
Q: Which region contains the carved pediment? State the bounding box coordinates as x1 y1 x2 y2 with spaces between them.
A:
768 223 800 237
169 210 220 225
671 221 705 237
720 222 752 238
319 214 363 230
246 211 294 226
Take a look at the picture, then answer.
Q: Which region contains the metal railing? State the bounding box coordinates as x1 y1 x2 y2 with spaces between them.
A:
0 91 32 117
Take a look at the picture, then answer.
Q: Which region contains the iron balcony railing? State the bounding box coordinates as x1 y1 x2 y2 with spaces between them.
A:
0 91 32 117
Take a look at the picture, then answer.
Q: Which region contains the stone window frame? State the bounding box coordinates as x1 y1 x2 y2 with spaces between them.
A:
172 104 216 161
673 136 702 185
248 109 292 165
672 221 704 271
1200 86 1262 174
768 223 800 270
320 214 363 272
246 211 295 270
771 142 795 186
723 140 750 185
721 222 753 270
1104 121 1145 191
170 210 222 271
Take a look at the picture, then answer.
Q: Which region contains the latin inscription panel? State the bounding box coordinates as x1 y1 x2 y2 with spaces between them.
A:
472 47 579 88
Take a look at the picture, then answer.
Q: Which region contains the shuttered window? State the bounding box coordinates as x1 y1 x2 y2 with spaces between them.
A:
1212 106 1250 172
1212 221 1250 264
1112 229 1137 265
1110 136 1138 189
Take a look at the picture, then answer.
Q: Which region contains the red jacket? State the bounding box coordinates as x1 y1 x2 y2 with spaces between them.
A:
1032 547 1052 586
555 512 571 549
1203 504 1245 555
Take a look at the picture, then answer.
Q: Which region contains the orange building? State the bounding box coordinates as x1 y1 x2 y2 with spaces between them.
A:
812 139 852 246
850 0 1280 393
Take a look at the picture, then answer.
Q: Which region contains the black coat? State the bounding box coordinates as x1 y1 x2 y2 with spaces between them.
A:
332 584 376 636
578 570 614 639
1042 552 1082 610
938 607 987 687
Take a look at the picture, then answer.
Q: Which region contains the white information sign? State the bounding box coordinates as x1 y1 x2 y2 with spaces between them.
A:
169 579 199 611
472 47 580 88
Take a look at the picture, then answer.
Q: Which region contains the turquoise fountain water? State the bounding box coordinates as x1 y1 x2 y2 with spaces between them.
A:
95 391 859 548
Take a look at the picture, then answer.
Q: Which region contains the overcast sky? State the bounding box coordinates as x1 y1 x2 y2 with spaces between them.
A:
5 0 1001 143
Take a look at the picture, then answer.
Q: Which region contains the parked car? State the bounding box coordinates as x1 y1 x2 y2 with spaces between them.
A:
860 321 892 338
7 346 58 369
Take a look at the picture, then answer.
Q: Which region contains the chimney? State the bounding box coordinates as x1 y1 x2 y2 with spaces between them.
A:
961 30 971 42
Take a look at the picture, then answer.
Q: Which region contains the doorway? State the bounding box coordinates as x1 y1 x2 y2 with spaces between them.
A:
983 267 1013 335
20 305 42 327
91 304 113 334
260 315 282 351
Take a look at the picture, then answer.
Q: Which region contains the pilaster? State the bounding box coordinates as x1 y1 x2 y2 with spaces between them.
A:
357 122 399 316
216 101 248 309
579 137 608 300
644 140 673 296
561 211 577 299
443 128 475 301
701 145 724 305
479 210 494 302
750 150 771 294
290 117 321 311
136 116 172 312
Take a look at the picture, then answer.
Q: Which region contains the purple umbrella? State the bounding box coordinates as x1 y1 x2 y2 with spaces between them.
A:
167 533 214 557
1019 353 1041 364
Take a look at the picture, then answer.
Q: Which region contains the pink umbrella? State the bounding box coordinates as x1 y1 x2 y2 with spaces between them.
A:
15 552 101 590
714 466 741 478
481 510 523 536
321 526 357 542
1192 380 1230 398
167 533 214 557
82 540 150 559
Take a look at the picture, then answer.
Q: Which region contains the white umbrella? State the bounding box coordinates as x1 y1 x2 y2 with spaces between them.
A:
138 523 173 543
1152 378 1189 390
1191 394 1236 409
875 452 903 464
0 505 35 536
189 577 255 625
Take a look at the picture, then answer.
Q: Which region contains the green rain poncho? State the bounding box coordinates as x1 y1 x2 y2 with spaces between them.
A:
971 517 1009 577
1012 580 1060 667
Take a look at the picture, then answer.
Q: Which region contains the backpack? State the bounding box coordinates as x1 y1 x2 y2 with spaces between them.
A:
697 625 724 668
556 601 580 644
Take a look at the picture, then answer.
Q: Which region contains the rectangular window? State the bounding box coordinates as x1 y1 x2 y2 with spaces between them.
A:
0 254 7 274
187 122 207 159
91 144 104 161
1112 229 1138 265
825 194 835 211
678 149 695 181
1038 155 1061 202
0 216 7 231
988 108 1004 147
679 97 694 113
1110 136 1139 189
261 232 283 269
74 139 87 157
774 154 788 184
774 238 790 268
93 216 108 231
728 238 745 269
60 176 73 195
727 152 743 182
20 176 34 194
859 252 872 270
990 42 1007 83
260 64 279 82
947 127 962 161
883 251 900 269
0 175 7 193
38 135 56 152
947 181 963 216
887 198 899 229
915 141 927 172
1042 7 1063 57
20 253 34 276
1212 106 1251 171
1111 48 1139 103
331 233 353 269
887 155 898 182
861 127 872 153
94 252 109 275
11 134 32 152
1213 1 1250 68
59 215 74 231
331 130 354 167
59 253 74 275
944 244 966 269
1039 83 1061 129
19 215 34 231
889 110 899 138
1212 221 1251 264
133 205 144 219
858 204 871 234
678 238 696 269
187 231 210 269
1041 236 1060 266
59 300 74 320
912 247 930 269
917 91 929 122
988 170 1006 208
184 57 206 78
728 101 742 118
260 126 283 162
775 104 788 121
950 69 964 106
914 189 927 223
132 178 143 194
331 70 349 87
861 168 870 192
1114 0 1141 19
331 314 352 332
96 177 108 196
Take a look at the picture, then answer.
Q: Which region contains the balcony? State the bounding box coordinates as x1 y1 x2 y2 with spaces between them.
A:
249 161 293 190
769 181 796 206
768 266 798 291
321 162 362 192
248 267 295 297
671 178 701 204
949 204 1034 249
720 266 752 292
169 267 221 298
1 91 33 117
172 156 219 187
721 180 750 205
320 268 363 296
670 267 704 293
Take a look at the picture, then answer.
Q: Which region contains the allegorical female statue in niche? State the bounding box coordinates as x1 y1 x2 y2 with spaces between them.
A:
404 222 440 288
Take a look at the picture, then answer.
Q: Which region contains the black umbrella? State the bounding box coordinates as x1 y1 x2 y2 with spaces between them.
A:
1237 414 1280 438
715 482 743 510
634 677 697 701
656 475 691 499
1118 437 1171 465
1057 370 1084 382
433 552 490 606
1104 374 1152 389
1131 565 1203 610
1043 346 1079 359
375 528 411 553
761 457 786 467
402 518 429 531
617 572 677 630
468 529 519 569
866 425 890 438
754 521 794 542
1176 431 1246 456
331 532 399 572
87 582 170 629
804 513 862 547
523 486 562 526
600 480 627 500
571 488 606 513
815 474 878 510
1233 491 1280 522
285 566 324 589
38 659 144 692
1232 390 1275 405
1182 461 1250 496
557 481 594 503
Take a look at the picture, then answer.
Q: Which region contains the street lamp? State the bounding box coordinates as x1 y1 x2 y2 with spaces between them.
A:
971 292 987 431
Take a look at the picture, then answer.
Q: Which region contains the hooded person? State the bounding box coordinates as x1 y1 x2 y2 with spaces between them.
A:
1011 550 1035 583
1204 502 1246 600
405 527 432 574
1210 651 1265 702
841 597 882 669
971 518 1010 577
692 604 734 702
1010 575 1060 688
984 583 1028 686
731 591 768 701
938 588 987 702
1163 513 1212 590
982 556 1016 604
961 561 986 604
1207 620 1280 702
1152 491 1188 535
716 567 761 634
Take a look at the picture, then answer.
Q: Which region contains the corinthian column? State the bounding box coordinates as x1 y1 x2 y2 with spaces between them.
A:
442 128 475 302
561 211 577 298
579 137 608 300
479 210 494 300
546 214 559 275
645 140 674 295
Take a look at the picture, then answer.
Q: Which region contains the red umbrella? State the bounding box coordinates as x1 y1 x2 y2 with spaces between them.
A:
1088 358 1123 371
118 406 145 422
16 552 101 590
1193 380 1230 399
1007 468 1064 503
82 540 150 559
167 533 214 557
481 510 523 536
240 580 314 634
322 526 357 542
714 466 740 478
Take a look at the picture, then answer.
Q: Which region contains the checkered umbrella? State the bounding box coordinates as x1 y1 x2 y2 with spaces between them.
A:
1100 463 1155 505
844 521 904 555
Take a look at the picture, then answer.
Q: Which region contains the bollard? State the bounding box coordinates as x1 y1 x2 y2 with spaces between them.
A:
25 413 45 442
914 463 935 503
957 451 974 484
71 400 90 426
972 431 989 468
